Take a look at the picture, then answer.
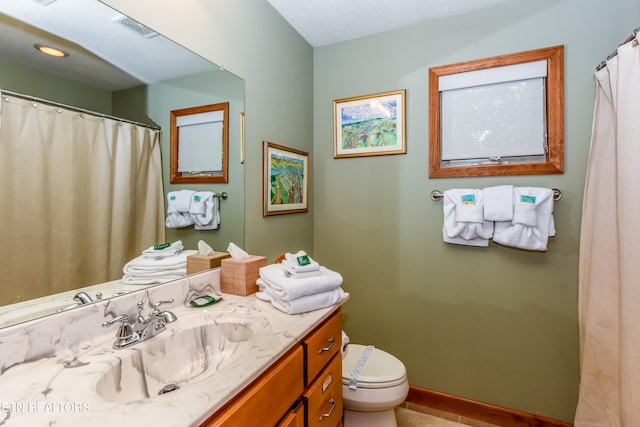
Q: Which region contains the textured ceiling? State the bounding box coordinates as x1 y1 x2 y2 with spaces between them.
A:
266 0 513 46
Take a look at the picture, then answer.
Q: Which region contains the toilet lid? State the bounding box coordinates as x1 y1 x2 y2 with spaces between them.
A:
342 344 407 389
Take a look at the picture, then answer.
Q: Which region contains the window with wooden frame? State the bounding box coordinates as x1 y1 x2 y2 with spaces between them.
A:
428 45 564 178
170 102 229 184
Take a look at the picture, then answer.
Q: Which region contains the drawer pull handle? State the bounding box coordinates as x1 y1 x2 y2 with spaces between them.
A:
318 337 336 354
318 398 336 421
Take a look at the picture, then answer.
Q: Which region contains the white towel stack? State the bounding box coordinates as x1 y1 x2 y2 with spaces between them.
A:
281 250 321 278
122 241 197 285
442 186 556 251
165 190 221 230
256 261 346 315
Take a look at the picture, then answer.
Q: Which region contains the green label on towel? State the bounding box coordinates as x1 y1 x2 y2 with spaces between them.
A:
297 255 311 266
153 242 171 250
461 194 476 205
193 195 201 202
520 195 536 204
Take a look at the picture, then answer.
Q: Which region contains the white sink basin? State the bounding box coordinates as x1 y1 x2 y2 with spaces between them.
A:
94 311 267 403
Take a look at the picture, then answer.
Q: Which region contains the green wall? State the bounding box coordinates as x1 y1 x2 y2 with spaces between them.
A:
0 58 112 113
313 0 638 422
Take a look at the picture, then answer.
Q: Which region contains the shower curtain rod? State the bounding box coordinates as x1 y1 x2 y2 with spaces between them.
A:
596 26 640 71
0 89 161 131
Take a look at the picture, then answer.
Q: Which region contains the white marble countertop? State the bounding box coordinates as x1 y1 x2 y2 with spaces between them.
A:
0 273 346 427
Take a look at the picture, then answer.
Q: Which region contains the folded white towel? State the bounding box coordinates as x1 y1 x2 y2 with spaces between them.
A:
493 187 554 251
512 187 540 227
282 262 322 278
283 250 321 273
142 240 184 258
258 264 343 301
167 190 195 213
123 250 198 273
122 273 186 285
256 286 346 315
166 190 196 228
189 192 220 230
483 185 514 221
450 189 485 223
443 189 493 245
195 195 220 230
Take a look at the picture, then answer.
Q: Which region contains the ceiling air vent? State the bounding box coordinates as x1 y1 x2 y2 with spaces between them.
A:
113 15 159 39
31 0 59 5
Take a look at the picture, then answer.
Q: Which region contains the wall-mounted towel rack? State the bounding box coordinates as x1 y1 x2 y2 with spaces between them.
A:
430 188 562 202
216 192 228 200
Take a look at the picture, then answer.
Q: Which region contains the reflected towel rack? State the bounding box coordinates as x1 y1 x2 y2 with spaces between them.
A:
216 192 228 200
430 188 562 202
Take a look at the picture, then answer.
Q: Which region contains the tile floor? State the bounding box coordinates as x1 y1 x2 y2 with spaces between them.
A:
395 403 501 427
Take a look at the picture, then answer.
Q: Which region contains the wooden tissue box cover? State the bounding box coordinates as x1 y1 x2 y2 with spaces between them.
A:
187 252 231 274
221 255 267 296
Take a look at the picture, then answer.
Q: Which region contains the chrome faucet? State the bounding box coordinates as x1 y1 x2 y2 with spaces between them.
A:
102 298 177 349
74 291 98 304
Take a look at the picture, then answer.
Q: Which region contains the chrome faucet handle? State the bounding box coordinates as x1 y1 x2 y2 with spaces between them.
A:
102 314 139 349
102 314 129 328
153 299 174 309
151 299 174 315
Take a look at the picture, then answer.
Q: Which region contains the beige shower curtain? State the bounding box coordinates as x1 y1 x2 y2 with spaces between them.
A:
0 95 165 305
575 33 640 426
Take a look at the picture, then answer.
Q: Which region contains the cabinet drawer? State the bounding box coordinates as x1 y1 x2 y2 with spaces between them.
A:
276 400 305 427
202 345 304 427
303 354 343 427
303 310 342 383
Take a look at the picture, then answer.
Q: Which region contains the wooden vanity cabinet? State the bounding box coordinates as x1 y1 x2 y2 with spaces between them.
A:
201 309 343 427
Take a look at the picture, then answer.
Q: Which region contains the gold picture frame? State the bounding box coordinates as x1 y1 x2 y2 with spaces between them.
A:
333 89 406 158
263 141 309 216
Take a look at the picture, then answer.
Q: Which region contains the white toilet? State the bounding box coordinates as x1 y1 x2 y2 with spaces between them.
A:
341 344 409 427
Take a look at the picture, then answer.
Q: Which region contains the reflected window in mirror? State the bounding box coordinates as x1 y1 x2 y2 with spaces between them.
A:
170 102 229 184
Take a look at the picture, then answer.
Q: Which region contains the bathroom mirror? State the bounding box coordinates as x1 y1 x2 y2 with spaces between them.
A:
0 0 245 328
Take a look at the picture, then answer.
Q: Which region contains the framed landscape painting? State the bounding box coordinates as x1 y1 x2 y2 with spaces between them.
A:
333 89 406 158
263 141 309 216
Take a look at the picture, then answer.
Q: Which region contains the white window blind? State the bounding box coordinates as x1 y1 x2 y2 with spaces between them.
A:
176 110 224 173
439 60 547 162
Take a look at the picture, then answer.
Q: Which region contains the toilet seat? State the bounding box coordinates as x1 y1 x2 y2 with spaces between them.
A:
342 344 407 389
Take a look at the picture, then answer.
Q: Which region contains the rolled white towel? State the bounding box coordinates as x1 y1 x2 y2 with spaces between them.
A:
258 264 343 301
283 250 320 272
166 212 193 228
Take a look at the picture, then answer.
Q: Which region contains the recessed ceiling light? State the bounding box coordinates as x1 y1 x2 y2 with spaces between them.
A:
34 44 69 58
